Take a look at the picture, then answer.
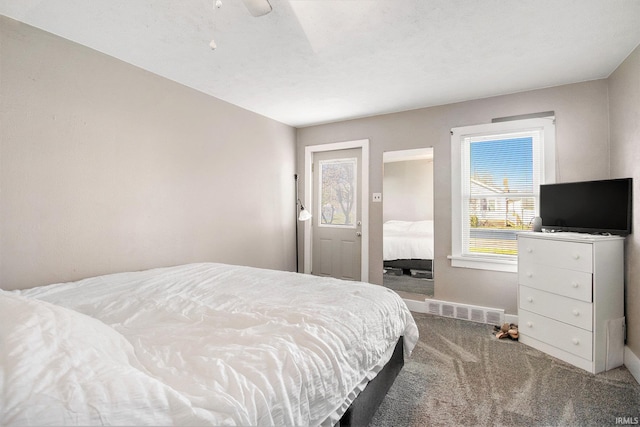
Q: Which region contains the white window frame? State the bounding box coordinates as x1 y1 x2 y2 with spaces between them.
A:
449 117 556 272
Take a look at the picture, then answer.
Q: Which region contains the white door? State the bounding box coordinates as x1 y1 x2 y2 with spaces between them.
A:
312 148 362 280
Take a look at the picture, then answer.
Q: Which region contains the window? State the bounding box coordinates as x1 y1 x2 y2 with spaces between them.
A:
318 157 357 227
450 117 556 272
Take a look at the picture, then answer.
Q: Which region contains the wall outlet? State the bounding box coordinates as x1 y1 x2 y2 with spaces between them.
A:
372 193 382 202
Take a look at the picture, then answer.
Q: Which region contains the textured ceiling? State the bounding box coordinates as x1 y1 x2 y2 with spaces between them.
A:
1 0 640 127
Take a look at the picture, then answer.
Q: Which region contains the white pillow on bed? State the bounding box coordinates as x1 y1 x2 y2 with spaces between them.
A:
0 291 219 426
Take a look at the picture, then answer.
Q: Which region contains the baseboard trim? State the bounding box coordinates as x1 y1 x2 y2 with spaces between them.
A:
624 346 640 385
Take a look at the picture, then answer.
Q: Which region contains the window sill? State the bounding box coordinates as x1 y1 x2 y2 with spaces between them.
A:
447 255 517 273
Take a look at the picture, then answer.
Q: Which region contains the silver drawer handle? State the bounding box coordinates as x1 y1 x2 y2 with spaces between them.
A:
572 282 579 288
572 338 580 345
527 297 533 303
572 309 580 316
526 322 533 328
573 254 580 260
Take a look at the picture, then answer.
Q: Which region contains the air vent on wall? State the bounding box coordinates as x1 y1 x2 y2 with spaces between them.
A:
424 298 504 325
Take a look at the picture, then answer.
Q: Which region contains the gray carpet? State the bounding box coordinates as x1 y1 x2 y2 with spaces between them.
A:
383 274 434 297
371 312 640 426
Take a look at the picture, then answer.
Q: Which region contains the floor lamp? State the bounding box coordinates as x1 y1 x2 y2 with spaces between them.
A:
295 174 312 272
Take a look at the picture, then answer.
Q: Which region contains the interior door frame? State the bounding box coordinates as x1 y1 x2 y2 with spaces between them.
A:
303 139 370 282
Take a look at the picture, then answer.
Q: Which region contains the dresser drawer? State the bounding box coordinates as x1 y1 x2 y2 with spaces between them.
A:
518 237 592 273
519 310 593 361
519 286 593 330
518 262 592 302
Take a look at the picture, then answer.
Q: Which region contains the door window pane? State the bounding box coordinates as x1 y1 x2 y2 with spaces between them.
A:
318 158 357 227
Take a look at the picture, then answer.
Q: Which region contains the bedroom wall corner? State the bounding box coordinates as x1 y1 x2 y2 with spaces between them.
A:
0 16 297 290
608 42 640 362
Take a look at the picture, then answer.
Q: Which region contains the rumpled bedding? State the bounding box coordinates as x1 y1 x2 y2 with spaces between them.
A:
1 263 418 426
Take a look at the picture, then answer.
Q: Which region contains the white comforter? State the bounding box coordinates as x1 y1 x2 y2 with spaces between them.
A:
1 263 418 426
383 220 434 260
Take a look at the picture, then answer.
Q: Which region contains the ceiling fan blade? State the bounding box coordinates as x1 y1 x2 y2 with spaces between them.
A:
241 0 272 17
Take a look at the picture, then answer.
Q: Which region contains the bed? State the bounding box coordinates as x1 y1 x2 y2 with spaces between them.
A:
0 263 418 426
383 220 434 275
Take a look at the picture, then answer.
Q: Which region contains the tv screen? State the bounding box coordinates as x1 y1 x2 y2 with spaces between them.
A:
540 178 633 236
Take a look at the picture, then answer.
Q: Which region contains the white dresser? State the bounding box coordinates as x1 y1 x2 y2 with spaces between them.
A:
517 232 625 374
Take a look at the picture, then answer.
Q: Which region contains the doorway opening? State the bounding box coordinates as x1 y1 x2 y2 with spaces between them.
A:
311 148 363 280
382 148 434 298
303 140 370 282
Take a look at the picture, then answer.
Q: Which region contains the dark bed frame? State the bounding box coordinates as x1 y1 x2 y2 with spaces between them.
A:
383 258 433 278
337 337 404 426
384 258 433 272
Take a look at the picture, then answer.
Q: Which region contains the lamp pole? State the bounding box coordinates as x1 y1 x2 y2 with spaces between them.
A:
295 174 300 273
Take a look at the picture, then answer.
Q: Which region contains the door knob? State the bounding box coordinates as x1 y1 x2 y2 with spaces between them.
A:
356 231 362 237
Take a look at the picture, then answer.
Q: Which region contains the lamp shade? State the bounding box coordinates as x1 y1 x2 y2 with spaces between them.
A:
298 207 312 221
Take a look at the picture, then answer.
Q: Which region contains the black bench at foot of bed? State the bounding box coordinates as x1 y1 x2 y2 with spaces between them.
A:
338 337 404 426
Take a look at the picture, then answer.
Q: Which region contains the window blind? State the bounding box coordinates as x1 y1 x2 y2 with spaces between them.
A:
461 131 542 257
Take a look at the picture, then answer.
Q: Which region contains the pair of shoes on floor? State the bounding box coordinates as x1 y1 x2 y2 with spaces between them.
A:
494 322 518 340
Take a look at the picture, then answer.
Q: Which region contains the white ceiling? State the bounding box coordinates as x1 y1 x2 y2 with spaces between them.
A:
1 0 640 127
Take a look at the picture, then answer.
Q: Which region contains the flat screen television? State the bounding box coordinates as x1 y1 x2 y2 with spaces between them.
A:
539 178 633 236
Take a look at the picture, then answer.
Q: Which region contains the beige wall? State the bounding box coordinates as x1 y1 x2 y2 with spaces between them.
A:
0 17 297 290
297 80 610 314
383 159 433 222
609 44 640 357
